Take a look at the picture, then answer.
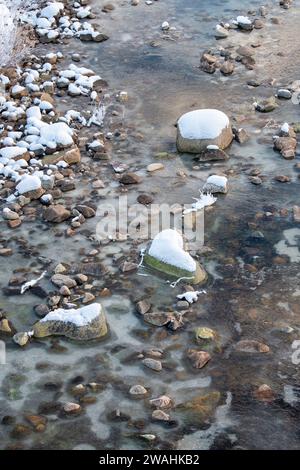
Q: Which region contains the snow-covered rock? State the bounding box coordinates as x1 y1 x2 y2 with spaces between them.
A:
177 109 233 153
144 229 207 284
33 303 108 340
203 175 228 194
16 174 44 199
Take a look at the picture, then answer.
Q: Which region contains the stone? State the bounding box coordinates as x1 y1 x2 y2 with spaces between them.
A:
8 219 22 229
277 89 292 99
197 147 229 162
254 384 274 401
147 163 164 172
149 395 172 409
63 402 81 414
142 358 162 371
75 205 96 218
51 274 76 288
233 127 250 144
44 205 71 223
249 176 262 185
215 25 229 39
34 304 50 318
255 97 278 113
195 327 216 342
129 384 147 396
33 303 108 341
236 46 255 57
220 61 235 75
152 409 170 421
25 415 47 432
203 175 228 194
43 146 81 165
119 173 142 184
293 205 300 222
137 194 154 205
13 332 31 347
274 137 297 159
136 300 151 315
177 109 233 153
0 318 12 334
187 349 211 369
234 339 270 353
275 175 290 183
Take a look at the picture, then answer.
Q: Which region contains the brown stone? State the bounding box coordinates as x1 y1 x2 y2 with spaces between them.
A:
44 205 71 223
119 173 142 184
187 349 211 369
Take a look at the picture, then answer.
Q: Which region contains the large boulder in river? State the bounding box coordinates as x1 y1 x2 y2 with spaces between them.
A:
33 303 108 340
176 109 233 153
144 229 207 285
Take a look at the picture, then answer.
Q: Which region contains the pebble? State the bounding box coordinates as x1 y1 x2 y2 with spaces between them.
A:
142 358 162 371
187 349 211 369
129 385 147 396
63 402 81 414
152 409 170 421
147 163 164 172
149 395 172 409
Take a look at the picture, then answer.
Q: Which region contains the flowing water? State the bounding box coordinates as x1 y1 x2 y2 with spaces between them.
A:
1 0 300 450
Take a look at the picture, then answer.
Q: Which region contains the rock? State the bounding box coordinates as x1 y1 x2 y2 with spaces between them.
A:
120 261 138 273
63 402 81 414
25 415 47 432
137 194 154 205
44 205 71 223
143 312 172 327
275 175 290 183
187 349 211 369
7 219 22 229
150 395 172 409
274 136 297 159
280 0 293 9
215 25 229 39
237 16 253 31
0 248 13 256
277 89 292 99
177 109 233 153
176 300 190 310
119 173 142 184
234 340 270 353
3 208 19 220
249 176 262 185
34 304 50 318
254 384 274 401
197 146 229 162
220 61 235 75
253 19 264 29
233 127 250 144
152 409 170 421
43 146 81 165
129 384 147 396
51 274 76 288
255 97 278 113
11 424 31 438
144 229 207 285
33 303 108 340
293 205 300 222
236 46 255 57
195 327 216 342
75 205 96 218
0 318 12 334
136 300 151 315
147 163 164 172
200 53 218 74
13 332 31 347
203 175 228 194
142 358 162 371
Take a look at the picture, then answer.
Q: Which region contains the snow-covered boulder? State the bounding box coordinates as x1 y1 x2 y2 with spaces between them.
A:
16 174 45 199
203 175 228 194
144 229 207 285
177 109 233 153
33 303 108 340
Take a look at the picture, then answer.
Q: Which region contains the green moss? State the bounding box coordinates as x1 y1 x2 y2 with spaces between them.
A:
144 253 207 285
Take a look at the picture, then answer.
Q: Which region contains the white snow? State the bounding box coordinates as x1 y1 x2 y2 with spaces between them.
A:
178 109 230 140
236 16 252 25
204 175 228 192
40 303 102 326
177 290 206 303
0 146 27 159
40 2 64 20
184 191 217 214
16 175 42 194
39 122 73 147
281 122 290 134
148 229 197 272
21 271 47 294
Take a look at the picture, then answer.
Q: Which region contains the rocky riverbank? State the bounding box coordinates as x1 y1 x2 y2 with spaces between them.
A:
1 0 300 451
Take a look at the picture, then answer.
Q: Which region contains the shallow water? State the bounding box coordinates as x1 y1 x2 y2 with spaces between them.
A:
1 0 300 450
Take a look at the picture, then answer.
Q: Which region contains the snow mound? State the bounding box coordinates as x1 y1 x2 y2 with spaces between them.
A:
148 229 196 273
39 122 73 147
40 303 102 326
178 109 230 140
16 175 41 194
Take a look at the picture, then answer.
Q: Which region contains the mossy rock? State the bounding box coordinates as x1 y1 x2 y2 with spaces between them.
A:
293 122 300 133
144 253 207 285
33 310 108 341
